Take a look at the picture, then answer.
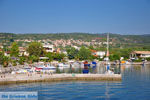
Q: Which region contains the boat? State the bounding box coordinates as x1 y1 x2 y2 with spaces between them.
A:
58 63 70 70
82 61 90 74
35 63 56 73
91 61 97 69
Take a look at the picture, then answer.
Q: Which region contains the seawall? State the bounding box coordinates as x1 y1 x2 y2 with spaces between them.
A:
0 74 122 85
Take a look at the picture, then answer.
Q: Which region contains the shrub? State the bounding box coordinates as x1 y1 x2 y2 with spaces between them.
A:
146 57 150 61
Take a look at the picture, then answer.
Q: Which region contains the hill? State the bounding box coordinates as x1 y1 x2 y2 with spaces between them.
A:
0 32 150 49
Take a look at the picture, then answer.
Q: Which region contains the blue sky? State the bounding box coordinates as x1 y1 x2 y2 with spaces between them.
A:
0 0 150 34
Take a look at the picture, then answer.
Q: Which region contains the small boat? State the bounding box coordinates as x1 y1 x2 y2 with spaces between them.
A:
125 61 131 65
82 61 90 74
35 63 56 73
58 63 70 70
91 61 97 69
105 69 114 74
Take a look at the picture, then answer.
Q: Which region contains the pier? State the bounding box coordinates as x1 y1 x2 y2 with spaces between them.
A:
0 74 122 85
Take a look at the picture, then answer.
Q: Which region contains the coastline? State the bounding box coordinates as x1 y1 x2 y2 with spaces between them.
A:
104 61 150 65
0 73 121 85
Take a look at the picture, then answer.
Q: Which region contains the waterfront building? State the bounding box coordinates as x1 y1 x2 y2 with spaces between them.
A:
91 50 106 58
96 51 106 58
130 51 150 59
43 43 54 52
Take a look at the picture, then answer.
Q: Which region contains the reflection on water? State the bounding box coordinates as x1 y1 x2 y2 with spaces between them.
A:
0 64 150 100
58 63 122 74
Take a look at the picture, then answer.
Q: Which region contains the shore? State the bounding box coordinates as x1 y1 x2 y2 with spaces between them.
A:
104 61 150 65
0 73 121 85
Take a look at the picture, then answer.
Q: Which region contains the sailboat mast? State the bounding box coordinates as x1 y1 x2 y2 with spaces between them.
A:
106 33 109 58
106 33 110 71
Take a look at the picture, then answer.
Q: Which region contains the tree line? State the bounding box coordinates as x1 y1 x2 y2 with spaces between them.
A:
0 41 150 67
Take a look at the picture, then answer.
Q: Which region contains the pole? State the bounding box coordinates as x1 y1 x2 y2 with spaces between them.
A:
107 33 109 58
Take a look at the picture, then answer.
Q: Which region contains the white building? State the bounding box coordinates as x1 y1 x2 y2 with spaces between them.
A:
96 51 106 58
19 47 29 56
73 46 80 50
43 44 54 52
131 51 150 58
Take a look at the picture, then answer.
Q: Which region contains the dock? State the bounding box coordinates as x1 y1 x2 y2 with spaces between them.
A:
0 73 122 85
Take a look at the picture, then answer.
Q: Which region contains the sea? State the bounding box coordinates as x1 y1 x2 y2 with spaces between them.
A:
0 64 150 100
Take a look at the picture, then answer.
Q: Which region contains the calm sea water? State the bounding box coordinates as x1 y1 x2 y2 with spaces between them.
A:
0 65 150 100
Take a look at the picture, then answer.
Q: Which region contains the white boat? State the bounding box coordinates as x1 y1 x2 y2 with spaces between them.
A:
105 70 114 74
35 63 56 73
58 63 70 70
125 61 131 65
15 69 28 74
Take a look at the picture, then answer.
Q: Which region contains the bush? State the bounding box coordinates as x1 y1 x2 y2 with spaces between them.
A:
19 56 26 65
98 58 103 61
109 54 120 61
28 55 39 64
134 59 142 62
146 57 150 61
12 60 17 66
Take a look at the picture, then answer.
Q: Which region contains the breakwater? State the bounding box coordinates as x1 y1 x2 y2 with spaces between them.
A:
0 74 121 85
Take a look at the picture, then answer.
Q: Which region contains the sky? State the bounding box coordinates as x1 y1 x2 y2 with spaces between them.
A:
0 0 150 34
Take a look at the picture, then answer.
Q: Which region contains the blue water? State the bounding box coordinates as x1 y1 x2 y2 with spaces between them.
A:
0 65 150 100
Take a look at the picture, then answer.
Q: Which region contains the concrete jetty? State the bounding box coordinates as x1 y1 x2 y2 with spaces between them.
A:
0 73 121 85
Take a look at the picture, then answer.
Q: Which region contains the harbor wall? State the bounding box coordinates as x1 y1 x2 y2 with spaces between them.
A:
0 74 121 85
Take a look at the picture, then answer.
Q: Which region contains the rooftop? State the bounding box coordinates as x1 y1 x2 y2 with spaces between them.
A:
133 51 150 54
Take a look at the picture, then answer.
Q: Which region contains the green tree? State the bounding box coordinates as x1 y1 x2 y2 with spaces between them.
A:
66 47 78 59
0 52 10 67
19 56 26 65
0 52 4 65
27 42 44 57
53 53 66 62
45 52 54 62
10 42 19 57
78 46 92 60
28 55 39 64
109 54 120 61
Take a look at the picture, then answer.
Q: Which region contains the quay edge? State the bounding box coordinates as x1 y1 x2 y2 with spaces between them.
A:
0 74 122 85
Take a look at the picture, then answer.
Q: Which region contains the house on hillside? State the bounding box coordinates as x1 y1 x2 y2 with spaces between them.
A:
4 51 10 56
96 51 106 58
19 47 29 56
43 44 54 52
130 51 150 59
91 50 106 58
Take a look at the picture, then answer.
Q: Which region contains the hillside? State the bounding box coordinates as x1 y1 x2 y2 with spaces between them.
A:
0 32 150 49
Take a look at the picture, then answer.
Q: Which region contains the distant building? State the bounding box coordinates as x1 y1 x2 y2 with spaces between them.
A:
91 50 106 58
61 50 67 55
19 47 29 56
130 51 150 59
0 45 3 49
43 44 54 52
96 51 106 58
4 51 10 57
73 46 80 50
